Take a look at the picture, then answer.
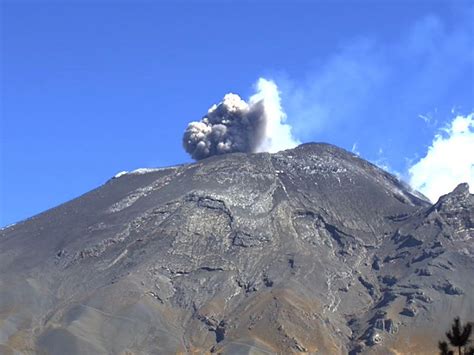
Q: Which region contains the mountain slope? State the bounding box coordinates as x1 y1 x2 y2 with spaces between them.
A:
1 143 473 354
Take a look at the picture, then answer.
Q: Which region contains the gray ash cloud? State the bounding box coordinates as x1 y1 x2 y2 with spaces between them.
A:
182 93 267 160
182 78 299 161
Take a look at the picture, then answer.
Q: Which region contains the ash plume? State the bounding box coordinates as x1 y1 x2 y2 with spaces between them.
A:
183 78 299 160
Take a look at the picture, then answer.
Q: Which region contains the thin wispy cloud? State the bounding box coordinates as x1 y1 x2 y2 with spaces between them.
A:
273 10 473 170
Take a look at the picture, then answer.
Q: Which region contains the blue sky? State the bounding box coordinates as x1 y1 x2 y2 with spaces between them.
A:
1 1 473 227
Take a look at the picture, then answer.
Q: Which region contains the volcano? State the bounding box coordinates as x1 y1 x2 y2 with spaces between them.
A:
1 143 473 354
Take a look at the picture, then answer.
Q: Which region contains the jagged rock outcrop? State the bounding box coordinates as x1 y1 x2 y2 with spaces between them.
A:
0 143 472 354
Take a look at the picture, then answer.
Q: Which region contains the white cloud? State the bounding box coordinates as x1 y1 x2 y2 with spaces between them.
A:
251 78 300 153
409 113 474 202
351 142 360 156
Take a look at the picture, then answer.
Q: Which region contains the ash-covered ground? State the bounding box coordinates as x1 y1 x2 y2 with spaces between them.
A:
1 143 473 354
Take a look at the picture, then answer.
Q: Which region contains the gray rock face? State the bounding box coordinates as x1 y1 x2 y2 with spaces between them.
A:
0 143 473 354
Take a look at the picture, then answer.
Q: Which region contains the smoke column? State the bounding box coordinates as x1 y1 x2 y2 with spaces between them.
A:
182 78 299 160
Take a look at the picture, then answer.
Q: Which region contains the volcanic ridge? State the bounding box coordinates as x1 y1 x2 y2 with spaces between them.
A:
0 143 473 354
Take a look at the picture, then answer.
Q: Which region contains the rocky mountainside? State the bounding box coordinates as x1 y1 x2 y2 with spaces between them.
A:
1 143 473 354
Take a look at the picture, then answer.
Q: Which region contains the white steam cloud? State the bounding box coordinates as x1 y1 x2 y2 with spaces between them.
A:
183 78 299 160
409 113 474 202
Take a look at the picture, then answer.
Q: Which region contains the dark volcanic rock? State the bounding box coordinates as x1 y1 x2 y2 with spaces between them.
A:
0 143 473 354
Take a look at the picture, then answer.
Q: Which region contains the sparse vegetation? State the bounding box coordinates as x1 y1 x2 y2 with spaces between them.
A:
439 317 474 355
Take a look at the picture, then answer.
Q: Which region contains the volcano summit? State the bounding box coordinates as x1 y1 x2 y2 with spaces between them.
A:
0 143 473 354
